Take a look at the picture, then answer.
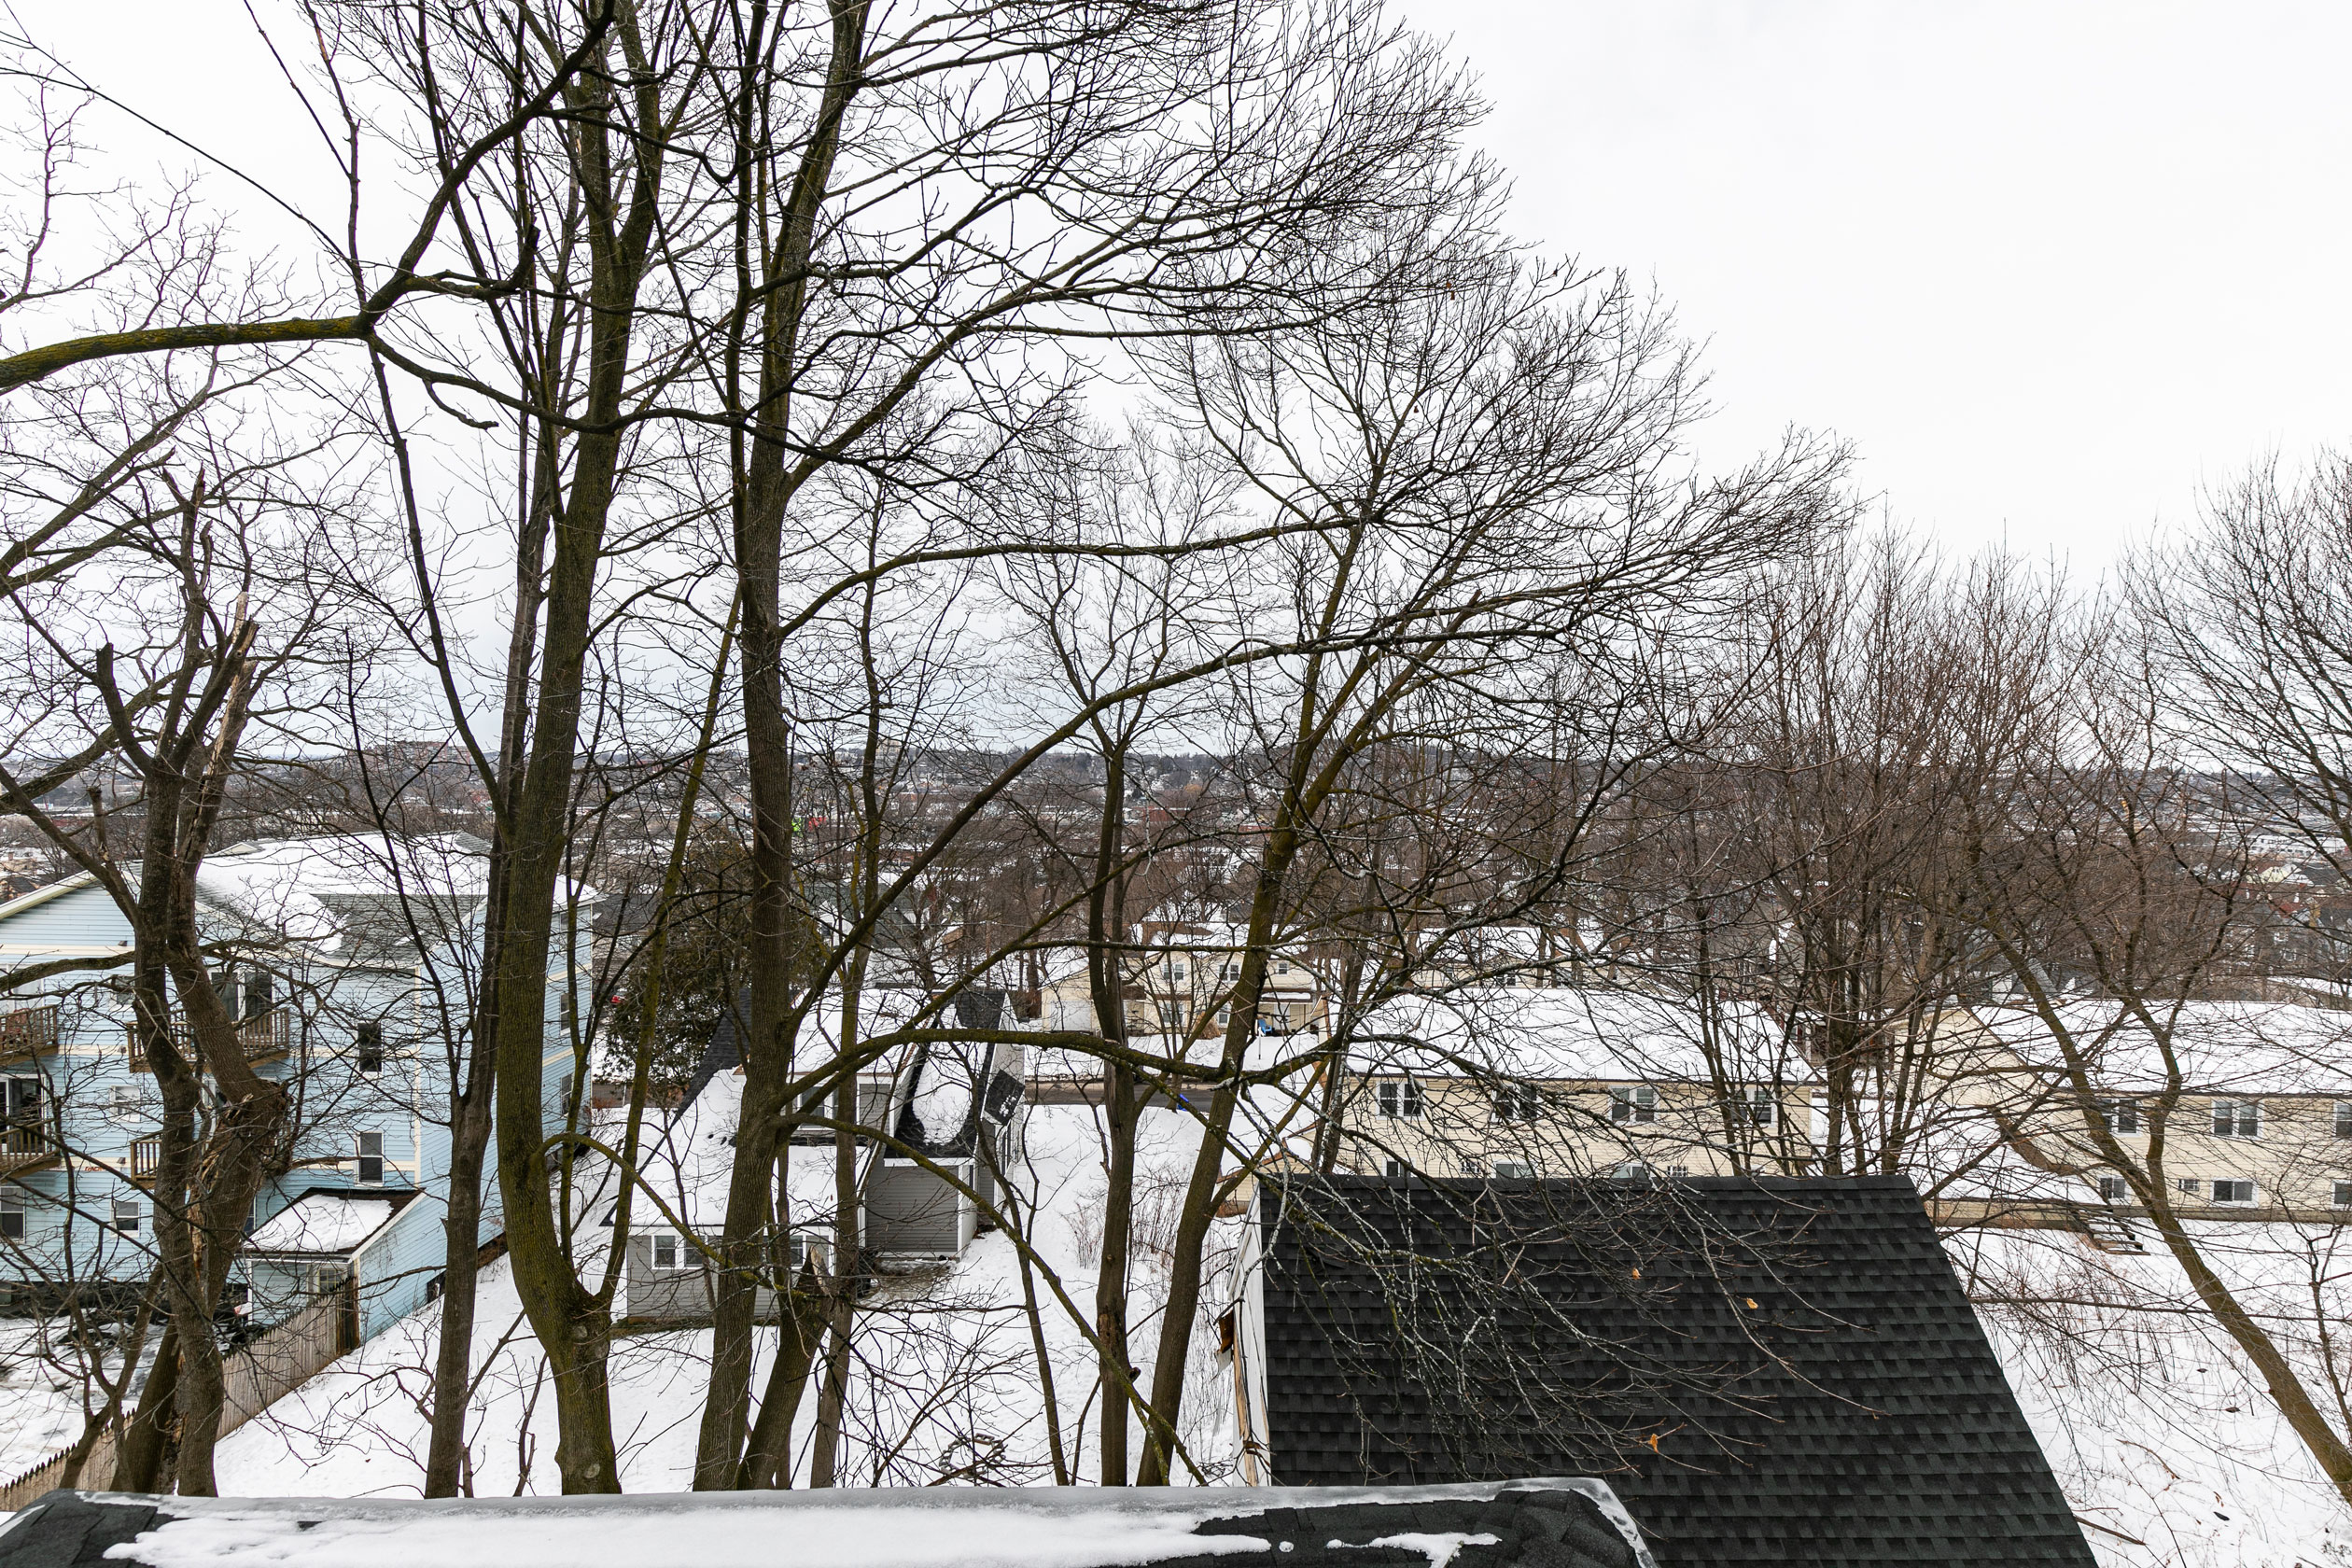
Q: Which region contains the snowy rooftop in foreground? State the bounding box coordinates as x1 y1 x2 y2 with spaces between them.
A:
0 1482 1651 1568
244 1195 401 1255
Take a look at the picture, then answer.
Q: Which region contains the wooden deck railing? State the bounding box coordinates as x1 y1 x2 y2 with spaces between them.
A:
0 1119 53 1173
0 1003 59 1058
125 1009 292 1071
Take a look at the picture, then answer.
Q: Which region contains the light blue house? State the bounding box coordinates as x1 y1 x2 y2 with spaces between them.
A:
0 836 582 1345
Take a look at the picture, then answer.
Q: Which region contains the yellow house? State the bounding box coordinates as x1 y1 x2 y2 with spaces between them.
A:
1337 987 1821 1180
1946 1001 2352 1221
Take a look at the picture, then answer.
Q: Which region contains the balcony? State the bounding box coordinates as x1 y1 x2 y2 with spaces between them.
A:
0 1120 56 1175
125 1009 292 1071
0 1004 59 1064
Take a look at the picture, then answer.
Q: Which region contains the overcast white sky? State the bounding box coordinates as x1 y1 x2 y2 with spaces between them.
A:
1394 3 2352 570
26 1 2352 572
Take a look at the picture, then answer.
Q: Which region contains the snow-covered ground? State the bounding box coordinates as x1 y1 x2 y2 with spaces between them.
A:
0 1105 2325 1566
215 1103 1237 1494
0 1318 116 1476
1952 1220 2352 1567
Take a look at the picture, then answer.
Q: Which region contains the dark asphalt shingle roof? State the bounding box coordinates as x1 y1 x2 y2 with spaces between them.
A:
1253 1174 2095 1568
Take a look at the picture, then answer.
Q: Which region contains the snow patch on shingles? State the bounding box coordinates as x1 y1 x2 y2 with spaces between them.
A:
106 1505 1273 1568
1327 1533 1499 1568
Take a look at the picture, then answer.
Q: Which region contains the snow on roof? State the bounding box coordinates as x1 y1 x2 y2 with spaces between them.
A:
245 1194 400 1255
54 1481 1649 1568
1349 988 1814 1086
1967 1001 2352 1097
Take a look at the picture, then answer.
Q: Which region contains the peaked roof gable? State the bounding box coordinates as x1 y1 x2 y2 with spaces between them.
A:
1254 1174 2094 1568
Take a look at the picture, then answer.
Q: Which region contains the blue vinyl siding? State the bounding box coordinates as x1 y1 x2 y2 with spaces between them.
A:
0 857 571 1351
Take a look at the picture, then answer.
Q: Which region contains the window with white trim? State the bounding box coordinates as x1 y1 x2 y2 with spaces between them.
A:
1491 1159 1534 1179
111 1197 141 1234
1609 1085 1657 1126
2212 1179 2255 1205
357 1130 385 1185
0 1199 23 1239
1382 1157 1408 1177
2099 1100 2140 1135
2098 1176 2130 1203
1741 1088 1776 1127
2177 1177 2201 1197
2338 1101 2352 1140
1376 1080 1422 1120
651 1231 685 1270
2334 1182 2352 1209
1491 1084 1541 1123
2211 1099 2261 1139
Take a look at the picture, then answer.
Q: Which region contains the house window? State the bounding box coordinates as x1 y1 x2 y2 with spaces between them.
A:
1738 1088 1775 1127
357 1131 385 1186
1492 1159 1534 1179
2334 1183 2352 1209
0 1200 22 1240
1666 1165 1691 1178
1610 1085 1657 1126
2100 1100 2140 1135
2211 1099 2261 1139
106 1085 141 1121
2177 1177 2201 1197
2338 1102 2352 1140
111 1198 141 1234
1491 1084 1541 1123
1382 1157 1408 1177
651 1232 683 1270
1275 960 1292 976
1224 962 1239 980
2212 1179 2256 1205
355 1022 384 1075
2098 1175 2130 1203
241 972 273 1019
1169 963 1186 983
5 1076 37 1120
1376 1080 1422 1120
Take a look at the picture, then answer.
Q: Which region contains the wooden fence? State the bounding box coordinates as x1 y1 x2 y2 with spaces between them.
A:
0 1286 354 1512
